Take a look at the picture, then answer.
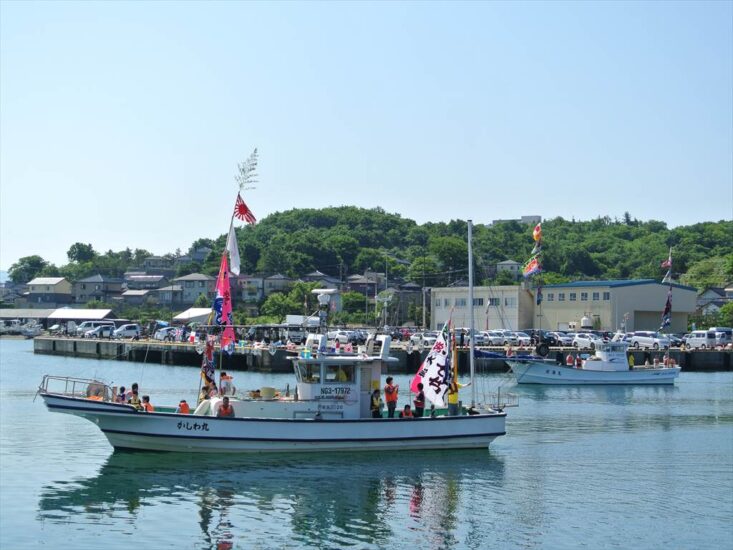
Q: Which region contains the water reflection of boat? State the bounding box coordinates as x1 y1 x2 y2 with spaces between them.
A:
38 450 505 547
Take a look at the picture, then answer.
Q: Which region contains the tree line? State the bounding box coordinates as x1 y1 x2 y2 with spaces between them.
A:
9 208 732 291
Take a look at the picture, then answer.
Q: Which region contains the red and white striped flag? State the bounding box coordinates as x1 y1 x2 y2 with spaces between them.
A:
234 193 257 224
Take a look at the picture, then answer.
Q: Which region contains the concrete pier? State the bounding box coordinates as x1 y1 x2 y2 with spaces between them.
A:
33 337 731 373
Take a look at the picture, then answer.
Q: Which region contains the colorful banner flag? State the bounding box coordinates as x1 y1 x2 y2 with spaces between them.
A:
661 249 672 269
201 336 216 388
234 193 257 224
659 287 672 330
532 223 542 242
213 253 236 347
523 256 541 277
410 321 453 407
226 223 241 276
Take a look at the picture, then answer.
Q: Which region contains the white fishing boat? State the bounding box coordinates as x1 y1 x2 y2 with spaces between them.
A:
507 341 680 385
38 333 508 453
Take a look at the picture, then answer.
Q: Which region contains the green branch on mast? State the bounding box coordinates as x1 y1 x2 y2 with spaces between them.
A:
236 148 259 191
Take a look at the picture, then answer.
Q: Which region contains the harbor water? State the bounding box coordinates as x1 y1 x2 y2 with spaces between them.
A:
1 338 731 549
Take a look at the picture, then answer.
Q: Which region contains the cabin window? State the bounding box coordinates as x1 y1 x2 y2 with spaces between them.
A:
325 364 354 383
296 363 321 383
580 292 588 301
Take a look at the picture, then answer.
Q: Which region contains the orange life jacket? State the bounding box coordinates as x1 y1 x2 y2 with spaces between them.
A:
178 402 190 414
218 404 234 417
142 402 154 412
400 408 413 418
384 384 398 403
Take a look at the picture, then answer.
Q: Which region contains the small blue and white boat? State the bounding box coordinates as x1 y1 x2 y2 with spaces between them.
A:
507 341 680 385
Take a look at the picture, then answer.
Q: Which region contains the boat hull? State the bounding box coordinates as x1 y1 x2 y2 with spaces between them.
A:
41 394 506 453
507 360 681 385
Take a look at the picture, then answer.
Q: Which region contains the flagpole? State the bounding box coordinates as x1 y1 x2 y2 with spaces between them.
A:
468 220 476 408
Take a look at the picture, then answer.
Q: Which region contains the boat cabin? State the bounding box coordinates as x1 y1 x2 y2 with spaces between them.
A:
583 342 630 371
195 335 396 420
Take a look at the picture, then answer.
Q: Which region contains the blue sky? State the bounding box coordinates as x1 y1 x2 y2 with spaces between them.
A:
1 1 731 271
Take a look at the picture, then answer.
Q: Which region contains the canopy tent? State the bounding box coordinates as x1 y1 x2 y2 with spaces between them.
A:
173 308 212 324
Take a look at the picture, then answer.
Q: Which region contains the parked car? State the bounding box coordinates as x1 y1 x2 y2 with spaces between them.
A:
667 334 683 347
684 330 717 350
84 325 115 339
327 330 352 344
114 323 141 339
572 332 603 350
513 331 532 346
521 329 558 347
481 330 505 345
154 327 179 341
410 331 438 347
629 331 670 350
548 331 573 346
450 328 481 346
75 320 115 337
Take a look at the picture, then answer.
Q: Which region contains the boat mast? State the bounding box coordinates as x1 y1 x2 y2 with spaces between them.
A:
468 220 476 407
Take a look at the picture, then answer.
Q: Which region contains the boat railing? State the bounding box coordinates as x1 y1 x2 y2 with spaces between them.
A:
484 390 518 411
38 374 113 402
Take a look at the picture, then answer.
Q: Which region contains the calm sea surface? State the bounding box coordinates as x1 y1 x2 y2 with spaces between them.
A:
1 339 731 549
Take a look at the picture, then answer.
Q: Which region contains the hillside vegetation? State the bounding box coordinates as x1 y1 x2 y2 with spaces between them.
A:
9 209 732 292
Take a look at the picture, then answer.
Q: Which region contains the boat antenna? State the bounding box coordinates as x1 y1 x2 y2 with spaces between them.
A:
468 220 476 408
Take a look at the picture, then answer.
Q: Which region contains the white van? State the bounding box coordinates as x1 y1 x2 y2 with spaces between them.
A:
685 330 717 350
711 327 732 348
75 320 116 337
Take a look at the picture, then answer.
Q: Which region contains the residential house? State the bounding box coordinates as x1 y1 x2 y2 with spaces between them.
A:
496 260 521 279
124 273 168 290
23 277 73 308
235 274 265 304
155 284 184 306
172 273 215 305
264 274 293 296
73 274 123 304
121 289 155 306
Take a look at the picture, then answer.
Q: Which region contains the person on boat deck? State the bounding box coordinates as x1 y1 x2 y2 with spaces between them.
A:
575 355 583 368
128 389 143 410
447 379 471 416
370 389 383 418
125 382 139 401
217 396 235 418
413 383 426 418
628 353 635 369
116 386 127 403
384 377 399 418
141 395 154 412
399 404 414 418
176 400 190 414
199 384 214 404
336 367 348 382
219 372 235 395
